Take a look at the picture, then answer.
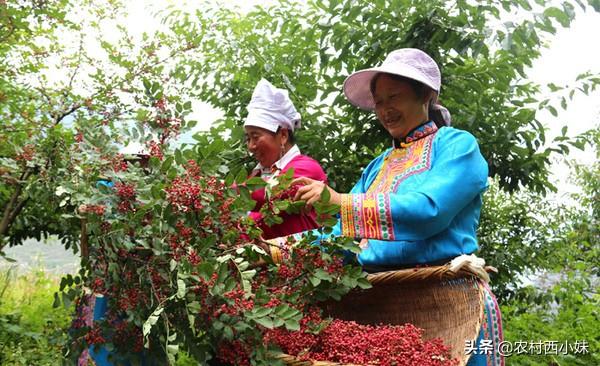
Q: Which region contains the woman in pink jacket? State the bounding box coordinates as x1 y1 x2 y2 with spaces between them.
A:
244 79 327 240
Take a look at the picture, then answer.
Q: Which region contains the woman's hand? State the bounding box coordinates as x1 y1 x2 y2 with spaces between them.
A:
291 177 341 207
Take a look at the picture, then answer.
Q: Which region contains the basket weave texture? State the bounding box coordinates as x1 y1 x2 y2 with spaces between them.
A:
278 265 488 366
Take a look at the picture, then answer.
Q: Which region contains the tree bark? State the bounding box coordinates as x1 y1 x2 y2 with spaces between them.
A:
0 168 32 249
80 219 89 259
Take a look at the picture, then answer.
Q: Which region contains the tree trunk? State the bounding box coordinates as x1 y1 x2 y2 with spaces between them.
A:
0 169 31 250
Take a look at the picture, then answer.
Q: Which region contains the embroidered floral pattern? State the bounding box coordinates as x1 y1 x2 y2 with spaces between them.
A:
341 193 394 240
483 281 504 366
403 121 438 144
473 281 504 366
340 121 438 240
368 133 435 194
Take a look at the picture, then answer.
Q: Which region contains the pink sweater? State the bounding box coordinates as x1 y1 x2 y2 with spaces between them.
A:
249 154 327 239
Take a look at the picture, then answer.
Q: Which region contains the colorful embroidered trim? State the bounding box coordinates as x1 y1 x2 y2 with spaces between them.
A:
479 281 505 366
341 193 394 240
403 120 438 144
368 132 435 195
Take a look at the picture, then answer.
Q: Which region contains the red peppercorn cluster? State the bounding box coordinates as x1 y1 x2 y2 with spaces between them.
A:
77 150 377 365
148 266 167 302
164 162 249 250
256 184 302 225
152 98 181 134
100 221 112 232
268 317 458 366
167 221 196 261
166 176 203 212
111 153 128 172
273 184 301 200
91 278 105 293
115 182 136 199
165 161 211 213
117 287 143 312
75 130 84 143
212 287 255 319
147 140 164 160
154 98 167 111
216 339 251 366
263 306 321 356
147 97 181 151
15 144 35 162
275 246 340 281
187 249 202 266
114 182 137 213
84 326 106 345
80 204 106 216
113 321 144 353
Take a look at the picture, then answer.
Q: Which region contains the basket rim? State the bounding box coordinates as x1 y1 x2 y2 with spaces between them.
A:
365 264 495 285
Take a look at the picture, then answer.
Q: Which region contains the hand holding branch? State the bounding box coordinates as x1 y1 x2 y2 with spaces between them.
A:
291 177 341 207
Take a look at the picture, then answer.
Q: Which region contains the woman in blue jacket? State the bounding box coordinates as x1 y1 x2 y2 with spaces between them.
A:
293 48 503 366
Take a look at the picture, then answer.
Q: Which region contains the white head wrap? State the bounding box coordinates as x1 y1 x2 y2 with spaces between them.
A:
244 79 301 133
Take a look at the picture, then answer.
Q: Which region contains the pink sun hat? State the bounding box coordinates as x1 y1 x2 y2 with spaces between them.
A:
343 48 442 111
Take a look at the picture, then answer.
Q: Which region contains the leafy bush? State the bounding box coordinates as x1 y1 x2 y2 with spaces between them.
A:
51 92 370 365
0 267 73 366
502 274 599 366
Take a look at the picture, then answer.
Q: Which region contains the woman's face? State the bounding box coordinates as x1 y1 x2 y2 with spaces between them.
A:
244 126 286 168
373 74 429 140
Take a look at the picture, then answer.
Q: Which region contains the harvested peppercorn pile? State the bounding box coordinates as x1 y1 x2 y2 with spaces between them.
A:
265 315 458 366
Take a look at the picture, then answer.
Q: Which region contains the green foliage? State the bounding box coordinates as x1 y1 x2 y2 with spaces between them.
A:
502 275 599 366
478 180 558 301
0 0 201 251
0 267 73 366
51 97 369 364
175 0 600 193
479 126 599 301
493 127 599 364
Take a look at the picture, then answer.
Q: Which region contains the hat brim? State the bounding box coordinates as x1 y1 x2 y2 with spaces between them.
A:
343 64 440 111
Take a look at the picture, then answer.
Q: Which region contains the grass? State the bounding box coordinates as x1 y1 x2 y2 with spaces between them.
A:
0 266 73 366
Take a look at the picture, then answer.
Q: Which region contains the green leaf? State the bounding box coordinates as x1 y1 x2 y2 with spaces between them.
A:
143 78 151 92
61 292 72 308
246 177 267 189
167 343 179 353
223 326 234 339
284 319 300 331
314 268 332 281
252 307 273 318
235 168 248 184
543 7 571 27
174 149 184 165
309 276 322 287
357 277 372 289
255 316 274 329
161 156 174 172
177 279 186 299
52 292 61 308
143 306 165 339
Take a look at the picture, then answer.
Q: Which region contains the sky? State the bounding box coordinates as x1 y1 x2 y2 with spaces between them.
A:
525 9 600 197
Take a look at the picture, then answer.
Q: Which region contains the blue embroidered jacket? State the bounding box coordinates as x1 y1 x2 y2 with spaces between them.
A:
328 121 489 268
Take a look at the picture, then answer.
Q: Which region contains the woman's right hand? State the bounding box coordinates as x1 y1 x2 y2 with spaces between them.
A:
291 177 341 207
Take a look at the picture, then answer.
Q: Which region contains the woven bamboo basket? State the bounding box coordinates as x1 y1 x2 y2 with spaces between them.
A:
277 264 491 366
